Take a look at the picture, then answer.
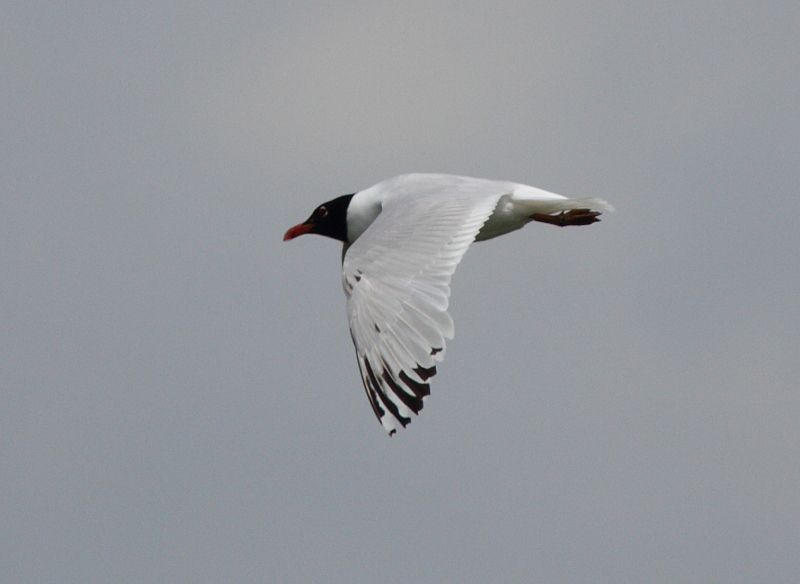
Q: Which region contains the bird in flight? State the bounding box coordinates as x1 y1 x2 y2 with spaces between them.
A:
284 173 612 435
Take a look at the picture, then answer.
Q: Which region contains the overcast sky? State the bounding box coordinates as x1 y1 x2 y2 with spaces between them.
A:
3 2 799 583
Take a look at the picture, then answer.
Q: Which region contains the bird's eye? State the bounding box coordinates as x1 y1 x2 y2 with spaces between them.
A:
318 206 328 218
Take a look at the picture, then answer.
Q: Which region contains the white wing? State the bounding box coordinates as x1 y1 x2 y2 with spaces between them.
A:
343 188 504 435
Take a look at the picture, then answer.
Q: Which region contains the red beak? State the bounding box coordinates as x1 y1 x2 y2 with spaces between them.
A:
283 221 314 241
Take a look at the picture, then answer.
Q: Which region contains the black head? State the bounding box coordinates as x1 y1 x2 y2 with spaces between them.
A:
283 193 354 243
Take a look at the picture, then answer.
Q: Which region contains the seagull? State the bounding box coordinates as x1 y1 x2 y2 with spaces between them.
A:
284 173 612 435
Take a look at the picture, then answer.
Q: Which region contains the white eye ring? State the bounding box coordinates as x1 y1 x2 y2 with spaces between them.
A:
318 206 329 217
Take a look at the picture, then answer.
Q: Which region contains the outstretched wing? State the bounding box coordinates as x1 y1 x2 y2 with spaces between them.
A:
343 191 503 434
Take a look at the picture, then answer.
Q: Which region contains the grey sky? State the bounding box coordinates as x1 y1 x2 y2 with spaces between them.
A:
3 1 799 582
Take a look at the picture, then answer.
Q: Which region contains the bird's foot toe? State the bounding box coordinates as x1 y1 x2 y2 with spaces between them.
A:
531 209 601 227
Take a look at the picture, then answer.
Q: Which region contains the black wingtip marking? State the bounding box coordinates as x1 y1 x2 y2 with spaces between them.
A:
365 380 385 420
414 364 437 382
431 347 442 356
364 359 411 427
399 370 432 398
381 368 424 414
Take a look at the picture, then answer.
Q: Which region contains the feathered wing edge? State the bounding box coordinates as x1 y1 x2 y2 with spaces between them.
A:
344 195 502 435
351 330 439 435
